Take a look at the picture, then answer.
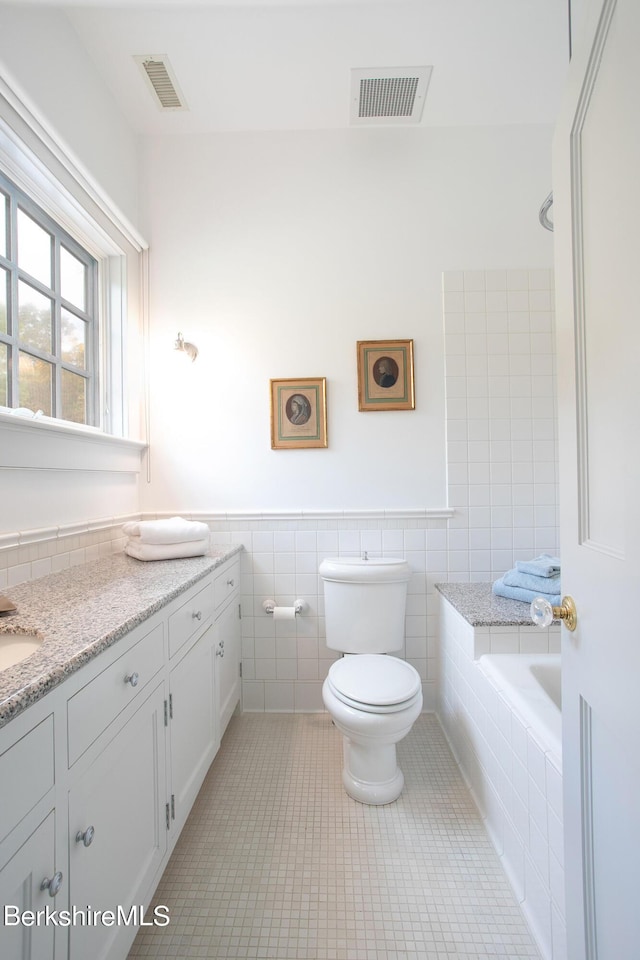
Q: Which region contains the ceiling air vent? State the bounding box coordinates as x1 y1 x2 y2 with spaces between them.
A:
350 66 432 125
134 55 188 111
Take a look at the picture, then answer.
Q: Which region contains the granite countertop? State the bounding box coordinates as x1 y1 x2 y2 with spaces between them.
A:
0 546 242 729
435 581 544 627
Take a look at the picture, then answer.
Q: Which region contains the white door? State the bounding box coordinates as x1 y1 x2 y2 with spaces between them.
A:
553 0 640 957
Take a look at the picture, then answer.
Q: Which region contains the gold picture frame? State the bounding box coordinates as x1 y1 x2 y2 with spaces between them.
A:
270 377 328 449
357 339 415 411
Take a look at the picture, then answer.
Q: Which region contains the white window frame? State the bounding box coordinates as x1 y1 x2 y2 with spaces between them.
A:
0 74 148 472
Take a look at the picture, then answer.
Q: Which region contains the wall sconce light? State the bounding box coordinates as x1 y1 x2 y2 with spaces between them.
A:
174 331 198 362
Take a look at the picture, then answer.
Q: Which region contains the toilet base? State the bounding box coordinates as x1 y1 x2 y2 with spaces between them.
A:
322 673 422 806
342 758 404 805
341 736 405 805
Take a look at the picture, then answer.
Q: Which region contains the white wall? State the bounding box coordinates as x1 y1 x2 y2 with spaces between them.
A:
0 5 140 228
0 7 145 544
141 124 554 513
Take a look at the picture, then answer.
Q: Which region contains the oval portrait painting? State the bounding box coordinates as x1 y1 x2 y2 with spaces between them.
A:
372 356 399 388
286 393 312 425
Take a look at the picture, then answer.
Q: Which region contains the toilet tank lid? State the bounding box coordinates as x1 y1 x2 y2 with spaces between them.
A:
319 557 410 583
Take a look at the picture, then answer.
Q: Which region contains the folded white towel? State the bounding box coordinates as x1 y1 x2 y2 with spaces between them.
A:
122 517 210 545
125 538 209 562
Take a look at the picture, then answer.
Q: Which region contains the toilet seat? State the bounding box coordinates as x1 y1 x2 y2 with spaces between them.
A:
327 654 421 714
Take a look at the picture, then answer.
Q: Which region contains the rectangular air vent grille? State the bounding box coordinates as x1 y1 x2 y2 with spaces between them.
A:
358 76 420 118
351 67 432 125
134 55 188 111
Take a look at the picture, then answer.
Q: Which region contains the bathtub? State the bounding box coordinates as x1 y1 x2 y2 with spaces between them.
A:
479 653 562 760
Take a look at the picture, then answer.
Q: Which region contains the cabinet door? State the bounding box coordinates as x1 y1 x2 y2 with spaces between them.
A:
215 598 241 739
0 811 56 960
68 683 166 960
168 625 217 834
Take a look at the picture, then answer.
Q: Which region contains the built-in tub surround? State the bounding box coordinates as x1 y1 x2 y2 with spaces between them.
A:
437 583 565 960
0 547 241 728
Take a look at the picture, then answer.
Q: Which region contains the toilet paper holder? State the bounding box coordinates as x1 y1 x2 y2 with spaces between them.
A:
262 598 306 617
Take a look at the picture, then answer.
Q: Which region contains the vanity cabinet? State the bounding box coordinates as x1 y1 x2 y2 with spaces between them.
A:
0 551 242 960
68 682 167 960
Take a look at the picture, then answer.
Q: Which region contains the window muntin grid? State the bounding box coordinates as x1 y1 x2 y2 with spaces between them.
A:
0 172 98 425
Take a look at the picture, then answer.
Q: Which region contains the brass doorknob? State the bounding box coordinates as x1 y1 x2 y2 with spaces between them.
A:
531 595 577 631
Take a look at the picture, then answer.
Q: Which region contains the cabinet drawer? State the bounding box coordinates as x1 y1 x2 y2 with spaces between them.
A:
168 580 214 658
214 560 240 611
67 622 164 765
0 715 54 842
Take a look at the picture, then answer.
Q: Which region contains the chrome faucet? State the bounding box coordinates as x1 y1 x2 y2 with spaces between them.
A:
0 595 17 616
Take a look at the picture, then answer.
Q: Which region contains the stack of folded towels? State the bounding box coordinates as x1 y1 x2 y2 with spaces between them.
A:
492 554 561 605
122 517 210 562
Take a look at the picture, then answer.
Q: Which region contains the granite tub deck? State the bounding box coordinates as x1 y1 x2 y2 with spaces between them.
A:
435 580 554 627
0 547 242 728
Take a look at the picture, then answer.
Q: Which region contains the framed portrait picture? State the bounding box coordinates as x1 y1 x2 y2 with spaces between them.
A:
357 339 415 411
270 377 328 449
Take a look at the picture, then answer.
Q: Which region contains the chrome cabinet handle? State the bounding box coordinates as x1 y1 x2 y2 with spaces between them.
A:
226 579 235 587
124 672 139 687
192 610 202 621
76 825 95 847
41 872 63 897
216 641 225 658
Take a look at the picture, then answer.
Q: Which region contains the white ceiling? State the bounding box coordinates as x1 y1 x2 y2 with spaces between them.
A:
15 0 571 134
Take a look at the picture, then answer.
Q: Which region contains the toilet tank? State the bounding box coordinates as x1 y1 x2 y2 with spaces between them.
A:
319 557 410 654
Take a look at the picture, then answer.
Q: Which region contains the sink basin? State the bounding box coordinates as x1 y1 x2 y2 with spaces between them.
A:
0 632 43 671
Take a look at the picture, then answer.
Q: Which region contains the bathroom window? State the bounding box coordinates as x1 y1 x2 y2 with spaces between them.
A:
0 171 98 425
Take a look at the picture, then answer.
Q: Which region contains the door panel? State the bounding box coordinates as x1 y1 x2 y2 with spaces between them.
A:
553 0 640 957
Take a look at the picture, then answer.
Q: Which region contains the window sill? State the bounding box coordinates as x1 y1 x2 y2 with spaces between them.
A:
0 410 146 473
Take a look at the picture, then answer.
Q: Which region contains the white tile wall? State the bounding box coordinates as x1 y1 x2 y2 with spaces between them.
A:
206 513 451 713
443 268 559 580
439 595 565 960
0 519 131 590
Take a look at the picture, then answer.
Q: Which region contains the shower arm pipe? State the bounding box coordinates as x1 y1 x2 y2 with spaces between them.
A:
539 191 554 232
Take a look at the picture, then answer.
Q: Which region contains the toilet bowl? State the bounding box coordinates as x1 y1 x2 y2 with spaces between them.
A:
322 653 423 804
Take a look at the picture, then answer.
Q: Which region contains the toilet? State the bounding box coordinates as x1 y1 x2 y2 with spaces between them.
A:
320 556 423 804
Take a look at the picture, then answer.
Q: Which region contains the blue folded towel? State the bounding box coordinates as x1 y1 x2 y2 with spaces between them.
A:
515 554 560 578
503 568 561 595
492 576 561 606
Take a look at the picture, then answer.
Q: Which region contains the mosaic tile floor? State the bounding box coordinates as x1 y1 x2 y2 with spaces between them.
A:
128 713 540 959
